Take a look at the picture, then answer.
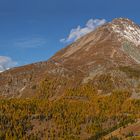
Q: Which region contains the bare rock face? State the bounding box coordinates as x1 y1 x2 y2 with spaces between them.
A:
1 18 140 98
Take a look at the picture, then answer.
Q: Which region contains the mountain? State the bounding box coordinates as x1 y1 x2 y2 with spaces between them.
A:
0 18 140 140
1 18 140 99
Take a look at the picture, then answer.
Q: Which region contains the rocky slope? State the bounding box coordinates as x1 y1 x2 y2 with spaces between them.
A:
1 18 140 98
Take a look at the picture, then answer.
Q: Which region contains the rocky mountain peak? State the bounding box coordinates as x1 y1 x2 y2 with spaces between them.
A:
109 18 140 46
52 18 140 66
112 17 134 24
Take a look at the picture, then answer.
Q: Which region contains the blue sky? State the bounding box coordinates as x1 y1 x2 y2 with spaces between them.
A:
0 0 140 70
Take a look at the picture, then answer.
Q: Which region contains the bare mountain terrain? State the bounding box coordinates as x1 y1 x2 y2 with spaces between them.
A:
1 18 140 99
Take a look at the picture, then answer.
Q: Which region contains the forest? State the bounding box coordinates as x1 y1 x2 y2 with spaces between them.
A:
0 83 140 140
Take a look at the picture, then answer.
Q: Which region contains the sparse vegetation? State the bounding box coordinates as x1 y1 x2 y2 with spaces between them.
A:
119 66 140 78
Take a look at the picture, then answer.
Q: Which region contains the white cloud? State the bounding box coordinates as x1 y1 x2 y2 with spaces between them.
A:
0 56 17 72
60 18 106 43
14 37 47 48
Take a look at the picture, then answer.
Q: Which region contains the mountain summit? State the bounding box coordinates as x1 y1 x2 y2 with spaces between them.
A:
111 18 140 45
52 18 140 67
1 18 140 98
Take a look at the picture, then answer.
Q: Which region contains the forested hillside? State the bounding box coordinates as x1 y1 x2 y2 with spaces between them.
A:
0 83 140 140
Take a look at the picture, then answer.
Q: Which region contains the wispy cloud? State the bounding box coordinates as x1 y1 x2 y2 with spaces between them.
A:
0 56 17 72
60 18 106 43
14 37 47 48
